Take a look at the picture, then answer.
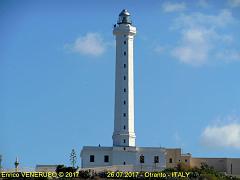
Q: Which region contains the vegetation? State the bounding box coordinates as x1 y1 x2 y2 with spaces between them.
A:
69 149 77 168
56 164 77 173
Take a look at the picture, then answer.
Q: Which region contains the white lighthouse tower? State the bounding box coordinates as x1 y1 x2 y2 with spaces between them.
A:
112 9 136 147
80 10 166 171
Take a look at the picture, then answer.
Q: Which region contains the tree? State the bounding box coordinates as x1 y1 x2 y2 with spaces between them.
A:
70 149 77 168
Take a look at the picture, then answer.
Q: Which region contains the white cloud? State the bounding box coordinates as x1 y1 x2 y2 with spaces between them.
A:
173 9 235 29
171 28 214 66
65 33 106 57
172 47 207 66
171 10 237 66
228 0 240 7
201 122 240 149
162 2 186 13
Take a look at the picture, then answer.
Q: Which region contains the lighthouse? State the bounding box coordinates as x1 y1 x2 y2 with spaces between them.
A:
80 9 166 171
112 9 136 147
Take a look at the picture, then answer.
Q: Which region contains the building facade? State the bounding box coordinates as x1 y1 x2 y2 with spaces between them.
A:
80 9 166 171
190 157 240 176
81 146 166 171
164 148 240 176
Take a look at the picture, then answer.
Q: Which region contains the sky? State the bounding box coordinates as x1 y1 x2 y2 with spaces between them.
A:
1 0 240 170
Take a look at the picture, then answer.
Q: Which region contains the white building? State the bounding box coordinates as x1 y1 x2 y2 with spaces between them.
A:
80 9 166 171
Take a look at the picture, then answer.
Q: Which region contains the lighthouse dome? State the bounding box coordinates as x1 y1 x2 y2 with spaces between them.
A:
117 9 132 24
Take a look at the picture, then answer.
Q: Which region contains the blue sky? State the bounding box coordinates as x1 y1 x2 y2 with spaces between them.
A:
1 0 240 169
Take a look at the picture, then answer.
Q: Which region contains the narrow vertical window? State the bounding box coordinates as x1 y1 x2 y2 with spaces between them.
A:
169 158 173 163
90 155 94 162
123 139 126 143
124 125 126 130
104 155 109 163
124 51 126 56
154 156 159 163
123 113 126 117
124 76 126 80
124 88 126 92
140 155 144 164
124 64 126 68
124 100 126 104
124 41 126 44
